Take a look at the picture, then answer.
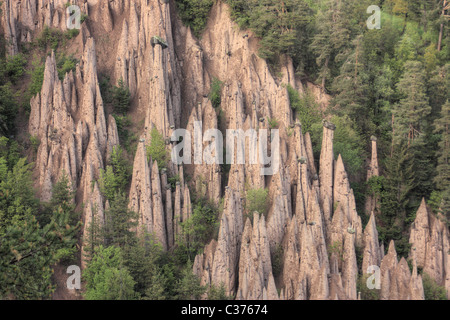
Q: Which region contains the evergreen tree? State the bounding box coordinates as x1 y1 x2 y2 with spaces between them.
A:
103 192 138 248
393 61 431 147
332 35 372 138
0 158 39 233
310 0 352 90
50 173 78 225
378 145 415 257
0 201 79 299
84 245 137 300
434 100 450 222
176 260 205 300
112 78 131 115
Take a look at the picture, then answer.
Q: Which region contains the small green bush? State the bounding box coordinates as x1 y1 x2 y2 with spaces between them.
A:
112 79 131 115
423 273 447 300
271 244 284 277
245 188 269 219
65 28 80 39
28 56 45 96
147 127 169 169
209 77 223 108
57 53 77 80
286 84 321 134
5 53 27 84
267 117 279 129
36 26 65 51
174 0 214 38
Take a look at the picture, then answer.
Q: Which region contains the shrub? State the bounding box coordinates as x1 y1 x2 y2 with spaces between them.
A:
65 28 80 39
174 0 214 38
112 78 131 115
5 53 27 84
147 127 169 169
357 274 380 300
56 53 77 80
286 84 321 133
80 13 89 23
271 244 284 277
422 273 447 300
36 26 65 51
167 174 180 190
207 283 233 300
28 56 45 96
209 77 223 108
0 83 18 136
177 200 219 261
245 188 269 219
267 117 279 129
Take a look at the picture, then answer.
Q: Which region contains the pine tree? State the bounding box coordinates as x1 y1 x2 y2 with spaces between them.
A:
434 100 450 222
83 245 137 300
332 35 372 138
393 61 431 147
378 144 415 257
103 192 138 248
434 100 450 190
50 173 78 225
112 78 131 115
310 0 352 90
176 260 205 300
0 202 78 299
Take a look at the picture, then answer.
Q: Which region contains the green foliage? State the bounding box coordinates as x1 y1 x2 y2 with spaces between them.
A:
84 245 138 300
103 192 138 248
174 0 214 38
112 78 131 115
393 61 431 146
328 240 343 262
0 170 79 300
167 174 180 190
147 127 169 169
209 77 223 108
0 83 18 136
80 13 89 23
99 146 131 201
333 116 365 177
357 274 380 300
226 0 313 69
56 53 77 80
267 117 279 129
176 259 206 300
176 200 219 262
112 114 138 155
434 100 450 192
367 176 386 198
99 166 118 202
28 56 45 96
207 283 233 300
49 173 78 226
271 244 284 277
286 84 320 133
124 235 168 298
4 53 27 84
245 188 269 219
422 273 447 300
0 158 39 233
30 135 40 154
36 26 65 51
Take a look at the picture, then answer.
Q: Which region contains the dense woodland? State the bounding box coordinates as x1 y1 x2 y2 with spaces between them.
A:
0 0 448 299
